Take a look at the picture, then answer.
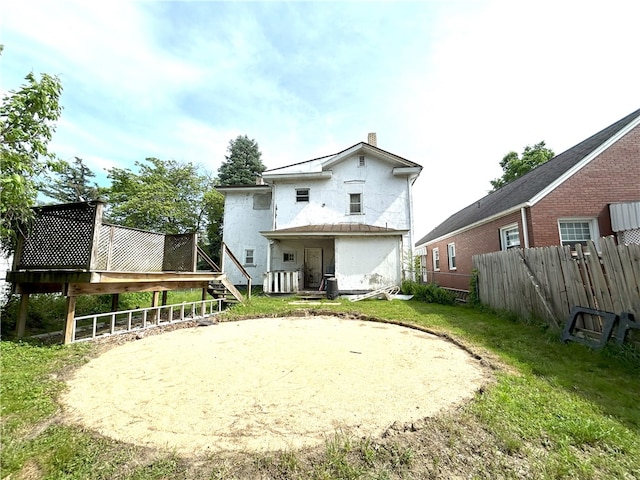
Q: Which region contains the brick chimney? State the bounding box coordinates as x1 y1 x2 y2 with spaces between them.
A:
367 132 377 146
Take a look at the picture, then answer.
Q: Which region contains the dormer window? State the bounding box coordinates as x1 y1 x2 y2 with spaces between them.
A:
358 155 366 167
296 188 309 202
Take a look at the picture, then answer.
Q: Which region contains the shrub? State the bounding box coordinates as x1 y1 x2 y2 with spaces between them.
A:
401 280 457 305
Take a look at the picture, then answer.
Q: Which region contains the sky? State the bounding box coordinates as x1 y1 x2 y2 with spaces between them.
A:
2 0 639 239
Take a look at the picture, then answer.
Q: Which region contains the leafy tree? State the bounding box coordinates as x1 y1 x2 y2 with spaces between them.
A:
105 157 208 234
42 157 100 203
217 135 266 185
0 68 63 254
490 141 555 191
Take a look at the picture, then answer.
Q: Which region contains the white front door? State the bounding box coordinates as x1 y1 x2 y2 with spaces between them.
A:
304 248 322 288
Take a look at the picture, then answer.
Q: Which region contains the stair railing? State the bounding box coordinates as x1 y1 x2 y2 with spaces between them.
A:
221 242 252 299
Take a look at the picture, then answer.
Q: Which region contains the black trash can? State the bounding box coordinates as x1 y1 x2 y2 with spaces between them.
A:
326 277 339 300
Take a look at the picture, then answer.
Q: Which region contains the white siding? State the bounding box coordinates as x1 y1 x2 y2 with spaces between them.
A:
335 236 401 291
272 155 411 231
221 191 272 285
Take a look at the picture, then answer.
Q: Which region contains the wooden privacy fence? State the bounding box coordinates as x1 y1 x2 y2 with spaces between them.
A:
473 237 640 333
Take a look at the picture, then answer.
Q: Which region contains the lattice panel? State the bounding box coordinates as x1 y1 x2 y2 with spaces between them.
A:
18 203 95 269
163 234 195 271
106 227 165 272
619 229 640 245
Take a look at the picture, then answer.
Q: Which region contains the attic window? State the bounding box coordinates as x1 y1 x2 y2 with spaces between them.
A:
358 155 366 167
296 188 309 202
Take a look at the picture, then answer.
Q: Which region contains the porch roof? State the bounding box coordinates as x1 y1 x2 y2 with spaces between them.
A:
260 223 407 239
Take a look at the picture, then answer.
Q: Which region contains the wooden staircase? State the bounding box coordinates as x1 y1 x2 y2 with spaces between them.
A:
207 274 244 304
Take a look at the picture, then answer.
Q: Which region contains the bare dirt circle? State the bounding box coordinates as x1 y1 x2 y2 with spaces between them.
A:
61 316 490 456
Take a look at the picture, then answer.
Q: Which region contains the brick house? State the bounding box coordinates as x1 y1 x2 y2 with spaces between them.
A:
415 108 640 291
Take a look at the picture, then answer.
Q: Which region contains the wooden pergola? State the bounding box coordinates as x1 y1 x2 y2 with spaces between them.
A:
7 201 246 344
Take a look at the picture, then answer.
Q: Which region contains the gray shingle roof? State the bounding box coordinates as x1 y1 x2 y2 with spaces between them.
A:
262 224 406 235
416 108 640 246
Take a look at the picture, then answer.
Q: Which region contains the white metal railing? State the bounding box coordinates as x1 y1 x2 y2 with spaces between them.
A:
263 271 299 293
71 298 224 343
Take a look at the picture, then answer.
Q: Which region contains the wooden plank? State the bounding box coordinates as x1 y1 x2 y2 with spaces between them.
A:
93 271 224 283
600 237 631 313
63 296 77 345
67 280 210 296
15 293 30 339
616 243 640 315
585 241 615 313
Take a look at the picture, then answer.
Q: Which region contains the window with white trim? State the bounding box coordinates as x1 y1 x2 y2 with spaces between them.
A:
244 248 255 265
358 155 366 167
432 247 440 271
283 251 296 262
447 243 456 270
558 219 599 248
349 193 362 214
500 224 521 251
296 188 309 202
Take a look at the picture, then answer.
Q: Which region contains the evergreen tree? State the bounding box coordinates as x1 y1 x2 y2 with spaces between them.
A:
42 157 100 203
217 135 266 185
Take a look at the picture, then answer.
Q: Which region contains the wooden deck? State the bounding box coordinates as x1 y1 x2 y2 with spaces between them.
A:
7 201 248 344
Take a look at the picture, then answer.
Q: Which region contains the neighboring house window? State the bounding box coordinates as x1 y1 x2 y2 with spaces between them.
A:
283 252 295 262
358 155 366 167
447 243 456 270
500 224 521 250
432 248 440 271
349 193 362 214
244 249 255 265
558 219 599 248
296 188 309 202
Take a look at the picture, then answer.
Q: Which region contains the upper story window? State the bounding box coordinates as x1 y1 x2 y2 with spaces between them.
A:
296 188 309 202
349 193 362 214
500 224 520 250
358 155 366 167
447 243 456 270
283 252 295 262
432 247 440 271
558 218 599 248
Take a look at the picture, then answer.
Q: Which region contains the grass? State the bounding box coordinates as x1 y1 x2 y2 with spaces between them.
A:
1 294 639 479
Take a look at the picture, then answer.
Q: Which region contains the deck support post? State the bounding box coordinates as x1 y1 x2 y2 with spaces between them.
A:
149 291 160 324
15 293 30 339
162 291 168 306
111 293 119 312
63 296 77 344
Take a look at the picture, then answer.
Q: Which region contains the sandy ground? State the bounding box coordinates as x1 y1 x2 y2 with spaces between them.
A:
61 316 490 457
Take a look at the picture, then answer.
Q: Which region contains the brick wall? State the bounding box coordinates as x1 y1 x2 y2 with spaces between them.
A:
529 125 640 246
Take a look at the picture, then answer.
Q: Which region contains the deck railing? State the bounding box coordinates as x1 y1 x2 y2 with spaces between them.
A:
14 201 198 273
264 271 299 293
72 298 224 343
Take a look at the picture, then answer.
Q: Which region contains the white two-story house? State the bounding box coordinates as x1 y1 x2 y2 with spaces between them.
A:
216 135 422 293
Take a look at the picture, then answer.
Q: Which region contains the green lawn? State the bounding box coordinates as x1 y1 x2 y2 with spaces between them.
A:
2 295 639 479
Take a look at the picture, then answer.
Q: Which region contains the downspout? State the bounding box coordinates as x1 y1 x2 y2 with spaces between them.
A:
521 206 530 248
267 182 276 273
406 175 417 278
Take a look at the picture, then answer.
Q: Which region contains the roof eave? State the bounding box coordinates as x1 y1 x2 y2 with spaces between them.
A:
261 229 408 239
261 171 333 182
415 203 529 247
